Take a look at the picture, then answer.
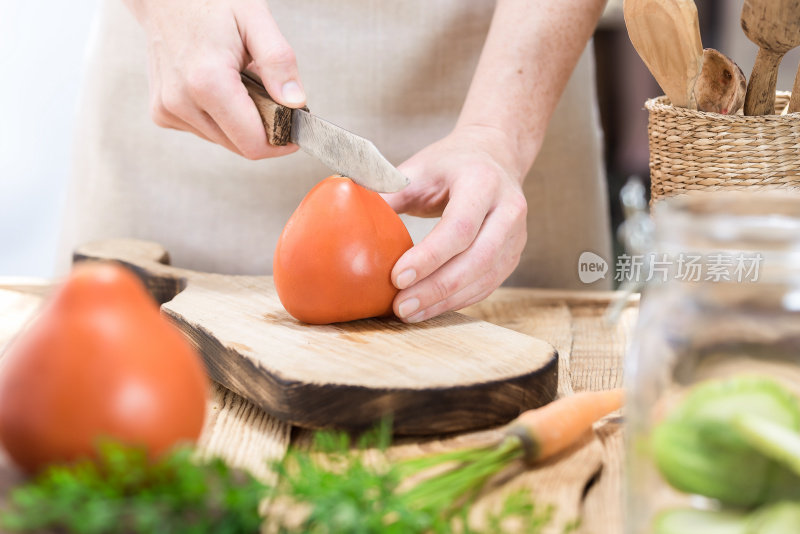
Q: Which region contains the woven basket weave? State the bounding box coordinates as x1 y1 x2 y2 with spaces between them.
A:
646 92 800 203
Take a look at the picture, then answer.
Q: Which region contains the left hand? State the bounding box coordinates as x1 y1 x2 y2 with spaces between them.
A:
382 125 529 323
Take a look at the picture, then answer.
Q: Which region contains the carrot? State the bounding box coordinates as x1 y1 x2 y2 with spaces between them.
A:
400 388 625 519
507 388 625 464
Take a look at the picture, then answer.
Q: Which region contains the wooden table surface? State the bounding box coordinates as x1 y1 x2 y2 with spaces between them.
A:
0 281 638 533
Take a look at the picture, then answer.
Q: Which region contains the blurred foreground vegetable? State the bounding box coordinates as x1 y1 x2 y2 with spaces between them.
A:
734 415 800 477
652 377 800 507
2 431 555 534
655 502 800 534
0 262 208 473
651 375 800 532
268 423 557 533
0 443 265 533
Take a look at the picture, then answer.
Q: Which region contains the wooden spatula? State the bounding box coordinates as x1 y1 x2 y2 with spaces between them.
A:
741 0 800 115
624 0 704 109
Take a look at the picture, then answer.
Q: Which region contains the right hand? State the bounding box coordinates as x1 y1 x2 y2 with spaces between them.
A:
125 0 305 159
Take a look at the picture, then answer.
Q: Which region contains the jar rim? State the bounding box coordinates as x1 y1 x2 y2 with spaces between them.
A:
654 191 800 245
649 191 800 284
655 190 800 216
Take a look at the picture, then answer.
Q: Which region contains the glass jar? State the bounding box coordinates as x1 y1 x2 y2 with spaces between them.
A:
624 191 800 534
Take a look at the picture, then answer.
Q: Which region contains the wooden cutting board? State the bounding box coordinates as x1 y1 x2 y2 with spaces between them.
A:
73 239 558 435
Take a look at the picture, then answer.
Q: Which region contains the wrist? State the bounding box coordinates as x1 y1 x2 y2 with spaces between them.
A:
450 122 539 184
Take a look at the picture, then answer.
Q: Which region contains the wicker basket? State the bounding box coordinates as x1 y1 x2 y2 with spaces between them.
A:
646 92 800 203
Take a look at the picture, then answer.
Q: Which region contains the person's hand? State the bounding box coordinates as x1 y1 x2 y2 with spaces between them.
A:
382 126 529 323
124 0 304 158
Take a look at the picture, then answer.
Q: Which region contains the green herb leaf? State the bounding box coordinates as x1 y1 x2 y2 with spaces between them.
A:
1 442 266 533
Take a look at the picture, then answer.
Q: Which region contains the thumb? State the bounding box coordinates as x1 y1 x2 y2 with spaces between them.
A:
242 6 306 108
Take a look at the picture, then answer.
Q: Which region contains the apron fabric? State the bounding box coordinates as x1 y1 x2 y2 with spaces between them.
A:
59 0 612 290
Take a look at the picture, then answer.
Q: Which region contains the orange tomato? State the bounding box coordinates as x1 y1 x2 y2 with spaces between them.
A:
273 175 413 324
0 262 208 473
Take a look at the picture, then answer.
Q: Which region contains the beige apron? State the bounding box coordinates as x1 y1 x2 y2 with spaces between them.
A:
60 0 612 290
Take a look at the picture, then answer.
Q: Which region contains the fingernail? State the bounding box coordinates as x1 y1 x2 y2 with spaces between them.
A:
281 81 305 106
397 298 420 319
395 269 416 289
407 311 426 324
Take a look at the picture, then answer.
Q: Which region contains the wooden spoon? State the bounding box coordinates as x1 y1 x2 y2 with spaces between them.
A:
694 49 747 115
741 0 800 115
624 0 703 109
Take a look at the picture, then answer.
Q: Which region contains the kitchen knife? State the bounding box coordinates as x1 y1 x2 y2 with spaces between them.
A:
241 71 409 193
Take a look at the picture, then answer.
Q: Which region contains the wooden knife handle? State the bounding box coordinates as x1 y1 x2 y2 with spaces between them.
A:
241 70 293 146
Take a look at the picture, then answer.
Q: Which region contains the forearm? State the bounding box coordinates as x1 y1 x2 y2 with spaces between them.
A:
457 0 607 180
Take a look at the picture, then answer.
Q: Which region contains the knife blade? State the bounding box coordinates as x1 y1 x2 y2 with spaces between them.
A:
241 71 409 193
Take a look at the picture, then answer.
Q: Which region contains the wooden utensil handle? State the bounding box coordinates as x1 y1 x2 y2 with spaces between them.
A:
241 70 293 146
789 63 800 113
745 48 784 115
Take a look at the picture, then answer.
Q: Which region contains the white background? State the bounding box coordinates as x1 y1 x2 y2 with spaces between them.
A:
0 0 99 277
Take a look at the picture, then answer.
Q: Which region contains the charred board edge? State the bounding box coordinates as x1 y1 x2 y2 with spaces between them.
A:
166 305 558 435
73 252 186 306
